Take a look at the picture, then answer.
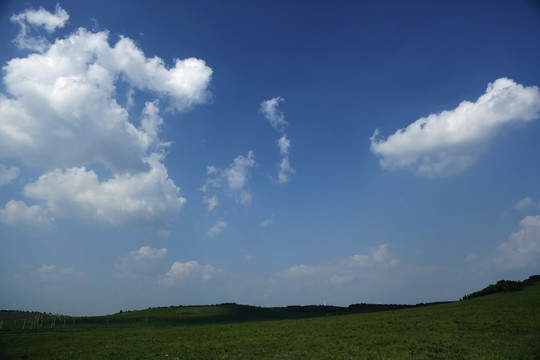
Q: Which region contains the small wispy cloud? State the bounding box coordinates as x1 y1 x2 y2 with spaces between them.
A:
208 220 227 237
513 197 540 211
261 215 275 227
0 164 19 186
277 134 295 183
260 96 287 131
10 4 69 51
202 151 255 206
203 195 219 211
261 97 295 183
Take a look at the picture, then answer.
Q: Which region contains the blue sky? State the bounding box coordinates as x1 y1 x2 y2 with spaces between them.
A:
1 0 540 315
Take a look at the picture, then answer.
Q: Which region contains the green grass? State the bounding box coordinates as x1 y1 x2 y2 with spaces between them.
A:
1 282 539 359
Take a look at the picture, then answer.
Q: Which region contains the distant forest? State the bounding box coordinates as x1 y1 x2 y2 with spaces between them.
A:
461 275 540 300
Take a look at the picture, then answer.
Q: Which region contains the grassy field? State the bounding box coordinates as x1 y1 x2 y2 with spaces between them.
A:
1 282 539 359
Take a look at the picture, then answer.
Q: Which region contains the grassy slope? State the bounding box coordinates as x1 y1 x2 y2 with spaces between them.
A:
1 282 539 359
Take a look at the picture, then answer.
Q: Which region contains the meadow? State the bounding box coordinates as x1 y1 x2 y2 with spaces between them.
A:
1 280 539 359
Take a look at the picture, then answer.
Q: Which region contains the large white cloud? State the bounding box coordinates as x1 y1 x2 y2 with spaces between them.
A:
1 26 211 171
23 155 185 227
157 260 219 287
370 78 540 177
495 215 540 269
0 200 55 232
0 5 213 229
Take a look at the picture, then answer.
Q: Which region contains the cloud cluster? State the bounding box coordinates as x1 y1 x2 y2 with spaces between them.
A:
0 5 213 230
495 215 540 269
201 151 255 207
157 260 219 287
371 78 540 177
260 97 295 183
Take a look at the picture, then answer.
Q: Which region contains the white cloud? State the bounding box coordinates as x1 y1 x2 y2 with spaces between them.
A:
260 96 287 131
495 215 540 269
260 97 295 183
202 151 255 206
277 134 295 183
0 5 213 230
203 195 218 211
277 134 291 156
130 246 167 261
514 197 539 211
279 244 397 285
157 260 218 287
114 246 167 278
11 4 69 51
0 200 55 232
32 264 78 282
0 164 19 186
23 155 185 227
261 215 275 227
1 27 211 171
208 220 227 237
371 78 540 177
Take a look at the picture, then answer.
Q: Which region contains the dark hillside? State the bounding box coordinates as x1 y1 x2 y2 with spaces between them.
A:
461 274 540 300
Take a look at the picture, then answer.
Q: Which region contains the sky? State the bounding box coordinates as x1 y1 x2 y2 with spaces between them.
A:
0 0 540 316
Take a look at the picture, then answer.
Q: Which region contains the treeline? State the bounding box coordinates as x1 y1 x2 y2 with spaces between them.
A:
461 275 540 300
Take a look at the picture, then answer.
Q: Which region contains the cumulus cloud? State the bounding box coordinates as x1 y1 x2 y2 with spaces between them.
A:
0 164 19 186
0 5 212 229
207 220 227 237
370 78 540 177
279 244 397 285
277 134 295 183
23 155 185 227
11 4 69 51
201 151 255 206
114 246 167 278
260 96 287 131
157 260 218 287
0 200 55 232
495 215 540 269
0 27 211 171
